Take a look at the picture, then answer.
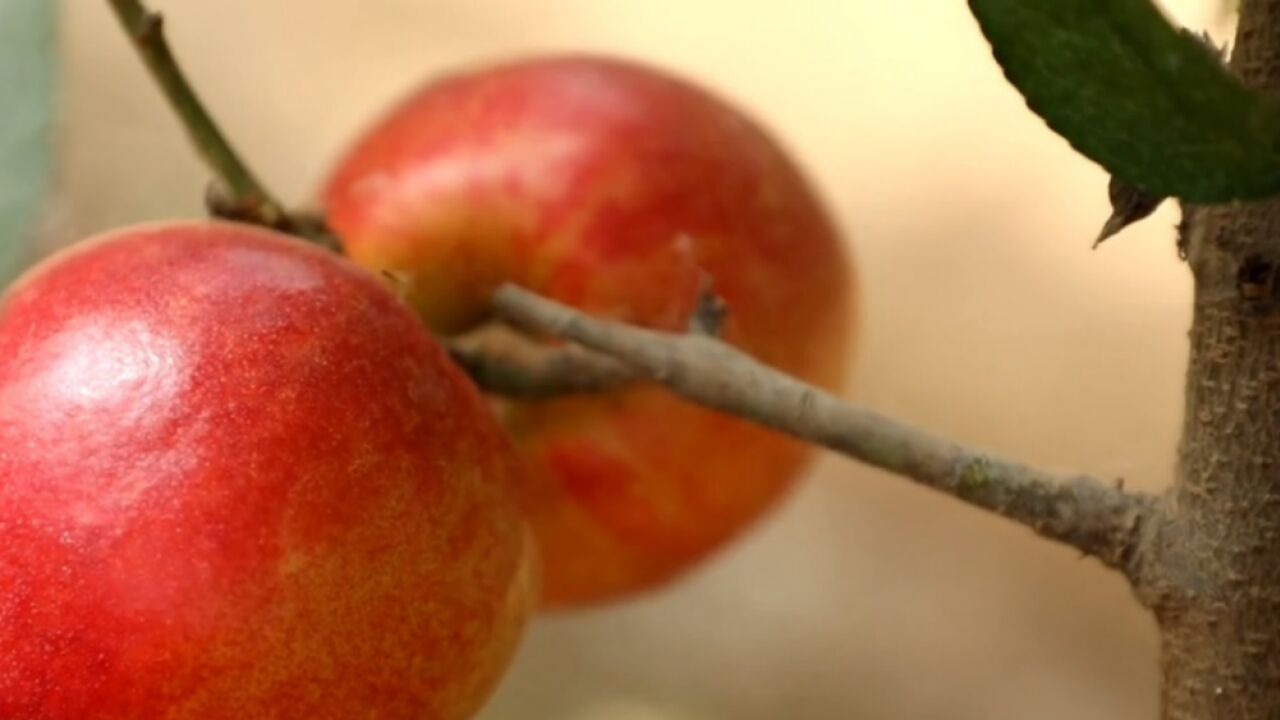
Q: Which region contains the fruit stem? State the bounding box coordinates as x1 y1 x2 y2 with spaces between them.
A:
105 0 338 251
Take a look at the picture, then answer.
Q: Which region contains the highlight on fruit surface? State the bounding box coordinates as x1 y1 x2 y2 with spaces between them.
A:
323 54 857 608
0 221 535 719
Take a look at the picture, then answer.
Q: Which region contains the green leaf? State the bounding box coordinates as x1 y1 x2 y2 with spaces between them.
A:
0 0 57 284
969 0 1280 202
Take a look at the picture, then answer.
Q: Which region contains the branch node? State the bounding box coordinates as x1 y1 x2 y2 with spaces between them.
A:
447 327 636 399
133 10 162 43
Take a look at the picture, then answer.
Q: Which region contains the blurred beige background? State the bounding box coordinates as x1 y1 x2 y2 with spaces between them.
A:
54 2 1231 718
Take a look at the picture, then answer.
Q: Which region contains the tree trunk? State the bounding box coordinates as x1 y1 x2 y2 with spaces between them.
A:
1145 2 1280 716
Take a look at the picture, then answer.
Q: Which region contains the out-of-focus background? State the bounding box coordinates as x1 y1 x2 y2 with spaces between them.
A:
51 2 1233 718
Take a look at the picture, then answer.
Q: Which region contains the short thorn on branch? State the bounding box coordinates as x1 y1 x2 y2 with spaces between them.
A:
486 282 1155 574
687 271 728 335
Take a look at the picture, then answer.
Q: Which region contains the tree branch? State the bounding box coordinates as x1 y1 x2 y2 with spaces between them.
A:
490 283 1154 572
106 0 338 250
447 330 635 399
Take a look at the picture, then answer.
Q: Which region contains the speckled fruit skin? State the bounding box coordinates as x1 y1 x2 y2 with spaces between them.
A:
0 222 534 719
323 55 856 608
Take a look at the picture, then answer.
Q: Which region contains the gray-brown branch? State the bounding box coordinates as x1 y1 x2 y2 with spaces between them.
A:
447 330 635 399
490 283 1153 572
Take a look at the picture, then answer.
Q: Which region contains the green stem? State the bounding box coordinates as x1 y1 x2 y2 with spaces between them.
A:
106 0 338 250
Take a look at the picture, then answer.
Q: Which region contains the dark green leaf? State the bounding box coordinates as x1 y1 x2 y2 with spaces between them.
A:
0 0 57 284
969 0 1280 202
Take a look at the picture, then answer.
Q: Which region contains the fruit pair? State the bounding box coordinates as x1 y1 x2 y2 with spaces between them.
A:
0 56 854 718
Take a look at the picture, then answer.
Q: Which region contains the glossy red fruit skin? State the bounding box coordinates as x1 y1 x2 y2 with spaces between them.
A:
324 55 855 608
0 222 534 719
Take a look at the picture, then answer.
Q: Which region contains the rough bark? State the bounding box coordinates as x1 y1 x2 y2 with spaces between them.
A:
1139 2 1280 716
